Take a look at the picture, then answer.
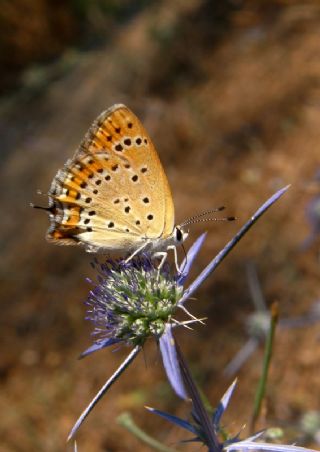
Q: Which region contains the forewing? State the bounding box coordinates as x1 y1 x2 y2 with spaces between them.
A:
47 104 175 252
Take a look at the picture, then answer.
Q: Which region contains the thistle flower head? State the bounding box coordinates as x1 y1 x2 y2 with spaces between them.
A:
86 256 183 347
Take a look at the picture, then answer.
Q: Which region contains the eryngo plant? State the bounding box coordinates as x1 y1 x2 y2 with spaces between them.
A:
147 338 319 452
68 186 290 440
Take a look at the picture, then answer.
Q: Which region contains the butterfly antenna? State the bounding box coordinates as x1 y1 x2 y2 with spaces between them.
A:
182 215 236 227
30 202 54 213
31 189 53 212
180 207 225 227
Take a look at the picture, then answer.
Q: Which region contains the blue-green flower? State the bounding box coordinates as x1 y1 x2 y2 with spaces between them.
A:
85 256 183 347
68 186 290 440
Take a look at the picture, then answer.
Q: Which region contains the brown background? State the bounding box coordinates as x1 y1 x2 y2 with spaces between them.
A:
1 1 320 450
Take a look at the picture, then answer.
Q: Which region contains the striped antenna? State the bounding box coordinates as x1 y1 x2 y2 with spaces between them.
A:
180 207 235 227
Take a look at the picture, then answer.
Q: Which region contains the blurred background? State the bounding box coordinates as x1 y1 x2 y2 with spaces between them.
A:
1 0 320 450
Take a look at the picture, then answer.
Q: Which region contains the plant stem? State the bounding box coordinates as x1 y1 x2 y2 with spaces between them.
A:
250 302 279 432
118 412 177 452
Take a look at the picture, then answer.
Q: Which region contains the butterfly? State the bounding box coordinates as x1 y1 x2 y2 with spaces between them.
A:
35 104 189 269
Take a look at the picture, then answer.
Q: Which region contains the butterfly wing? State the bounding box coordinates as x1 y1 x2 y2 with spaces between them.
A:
47 104 175 252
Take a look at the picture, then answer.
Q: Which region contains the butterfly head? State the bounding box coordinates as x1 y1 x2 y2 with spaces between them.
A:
173 225 189 245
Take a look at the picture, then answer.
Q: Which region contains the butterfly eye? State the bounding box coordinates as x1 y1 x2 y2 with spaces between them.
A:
175 227 183 242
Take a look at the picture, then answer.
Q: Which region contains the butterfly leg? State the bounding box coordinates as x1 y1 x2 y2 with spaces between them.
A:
124 242 149 264
167 245 180 273
153 245 180 273
153 251 168 273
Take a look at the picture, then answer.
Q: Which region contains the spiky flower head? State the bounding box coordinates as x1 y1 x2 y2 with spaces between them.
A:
86 256 183 347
